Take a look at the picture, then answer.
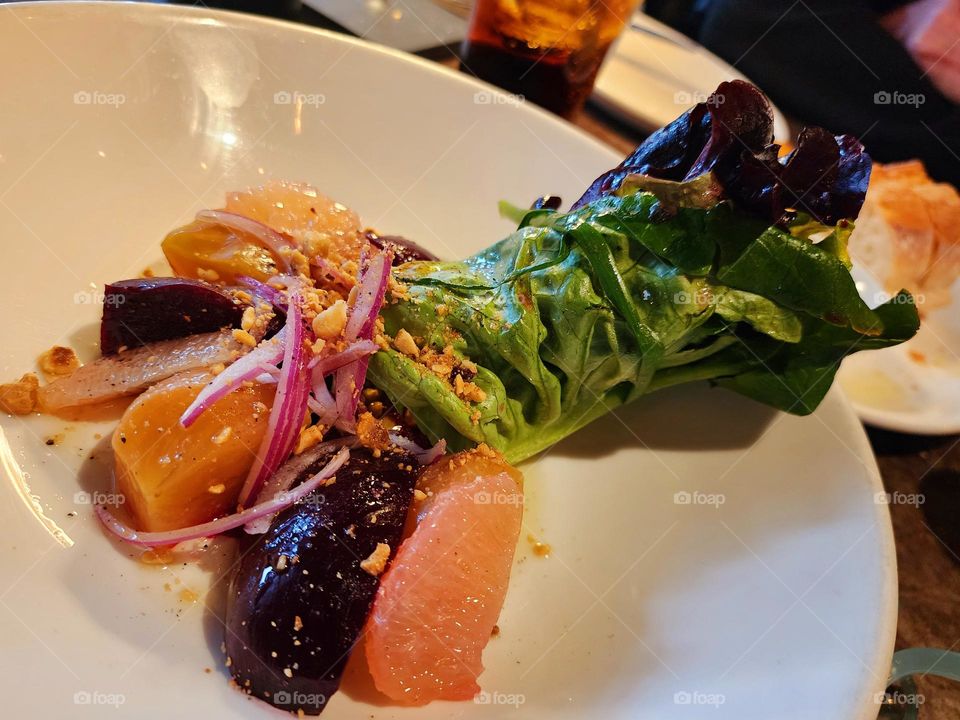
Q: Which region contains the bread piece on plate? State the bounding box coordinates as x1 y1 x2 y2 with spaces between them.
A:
848 160 960 313
915 181 960 308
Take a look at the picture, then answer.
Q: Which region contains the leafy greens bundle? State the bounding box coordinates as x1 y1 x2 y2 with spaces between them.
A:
369 81 919 462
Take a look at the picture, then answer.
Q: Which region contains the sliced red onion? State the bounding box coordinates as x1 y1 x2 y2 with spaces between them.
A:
343 250 391 341
235 275 287 310
333 250 392 428
308 376 338 427
178 328 287 428
311 256 355 289
237 284 311 508
96 447 350 548
307 339 379 374
388 432 447 465
197 209 294 274
170 537 215 554
244 440 353 534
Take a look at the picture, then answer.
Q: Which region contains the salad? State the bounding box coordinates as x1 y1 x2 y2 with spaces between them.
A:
0 80 918 715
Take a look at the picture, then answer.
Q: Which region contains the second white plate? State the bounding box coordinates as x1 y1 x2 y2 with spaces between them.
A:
593 12 791 141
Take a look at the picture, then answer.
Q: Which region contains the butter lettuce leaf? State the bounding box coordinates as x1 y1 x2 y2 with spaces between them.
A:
368 81 917 461
368 185 918 463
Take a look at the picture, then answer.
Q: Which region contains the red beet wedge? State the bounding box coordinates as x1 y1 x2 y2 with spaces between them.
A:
224 446 417 714
100 278 245 355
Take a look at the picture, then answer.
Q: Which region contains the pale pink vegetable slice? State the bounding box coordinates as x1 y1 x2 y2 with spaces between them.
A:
38 330 243 413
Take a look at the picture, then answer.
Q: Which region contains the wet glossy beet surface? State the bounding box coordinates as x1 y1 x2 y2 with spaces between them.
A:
225 447 417 714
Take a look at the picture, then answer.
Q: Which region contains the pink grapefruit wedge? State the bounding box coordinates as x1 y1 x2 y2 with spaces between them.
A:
365 448 523 704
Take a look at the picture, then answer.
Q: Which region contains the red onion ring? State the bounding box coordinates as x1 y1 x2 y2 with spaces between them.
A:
388 433 446 465
311 256 355 289
333 250 392 429
306 339 379 374
197 209 294 274
308 376 338 427
178 328 287 428
237 283 311 508
244 438 355 534
235 275 287 310
95 447 350 547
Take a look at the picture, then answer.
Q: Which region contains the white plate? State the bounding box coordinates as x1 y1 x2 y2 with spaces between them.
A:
839 266 960 435
302 0 465 53
593 12 791 141
0 3 893 719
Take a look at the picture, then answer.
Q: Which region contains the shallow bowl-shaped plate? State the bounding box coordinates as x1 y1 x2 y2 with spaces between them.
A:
0 3 894 719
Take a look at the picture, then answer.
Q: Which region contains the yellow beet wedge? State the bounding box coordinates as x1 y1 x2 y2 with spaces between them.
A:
113 369 275 532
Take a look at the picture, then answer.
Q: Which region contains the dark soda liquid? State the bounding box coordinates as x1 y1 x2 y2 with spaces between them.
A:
459 0 616 118
460 39 606 118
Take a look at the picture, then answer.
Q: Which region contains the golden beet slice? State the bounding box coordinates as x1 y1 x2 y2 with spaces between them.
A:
113 369 274 532
162 219 280 284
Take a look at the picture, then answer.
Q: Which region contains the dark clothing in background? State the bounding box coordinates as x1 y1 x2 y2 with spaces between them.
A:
646 0 960 186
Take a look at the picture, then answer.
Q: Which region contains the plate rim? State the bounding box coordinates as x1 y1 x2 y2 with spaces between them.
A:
851 399 960 436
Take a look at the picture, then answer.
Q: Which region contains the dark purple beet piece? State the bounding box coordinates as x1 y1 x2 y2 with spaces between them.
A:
365 230 438 264
572 79 872 226
100 278 244 355
225 447 417 714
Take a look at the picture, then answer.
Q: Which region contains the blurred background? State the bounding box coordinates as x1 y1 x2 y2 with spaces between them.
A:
95 0 960 185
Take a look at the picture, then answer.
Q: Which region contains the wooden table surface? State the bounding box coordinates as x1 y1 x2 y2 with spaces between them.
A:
175 4 960 715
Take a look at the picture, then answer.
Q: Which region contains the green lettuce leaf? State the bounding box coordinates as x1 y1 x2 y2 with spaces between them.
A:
368 181 919 463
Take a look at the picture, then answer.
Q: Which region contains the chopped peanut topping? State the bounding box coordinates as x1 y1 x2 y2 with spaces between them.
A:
232 329 257 347
356 412 390 451
197 268 220 282
295 424 325 455
211 426 232 445
453 374 487 403
240 307 257 332
312 300 347 340
393 328 419 357
360 543 391 576
0 373 39 415
37 346 80 379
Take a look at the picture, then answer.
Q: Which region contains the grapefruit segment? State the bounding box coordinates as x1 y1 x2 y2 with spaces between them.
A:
365 449 523 704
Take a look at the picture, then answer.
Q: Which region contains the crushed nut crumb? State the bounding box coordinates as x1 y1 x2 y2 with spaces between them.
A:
38 346 80 379
356 412 390 451
295 424 325 455
360 543 391 576
240 306 257 332
232 329 257 347
312 300 347 340
0 373 39 415
393 328 419 357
